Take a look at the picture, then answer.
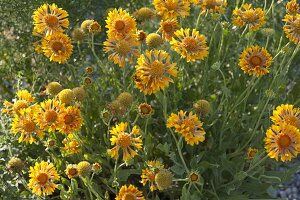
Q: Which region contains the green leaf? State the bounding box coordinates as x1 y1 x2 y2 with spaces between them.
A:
259 175 281 184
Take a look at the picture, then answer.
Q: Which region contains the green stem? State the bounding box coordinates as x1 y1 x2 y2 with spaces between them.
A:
170 131 189 173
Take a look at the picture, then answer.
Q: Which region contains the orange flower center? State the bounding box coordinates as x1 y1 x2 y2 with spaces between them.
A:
123 193 136 200
52 41 64 52
115 20 126 31
23 120 36 133
44 15 59 27
183 37 198 52
117 133 131 148
163 23 173 33
37 172 49 185
68 168 78 176
150 61 165 77
284 115 299 127
64 114 75 124
244 10 258 23
117 40 130 55
140 105 151 115
13 100 28 113
165 2 177 10
45 110 58 123
250 55 262 66
148 171 156 181
189 172 199 182
277 134 292 149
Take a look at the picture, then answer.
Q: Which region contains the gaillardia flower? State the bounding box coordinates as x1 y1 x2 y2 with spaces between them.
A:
62 134 82 155
239 45 272 76
2 90 35 115
265 123 300 162
138 103 154 117
32 3 69 35
153 0 190 19
134 49 178 95
286 0 299 15
58 106 83 134
232 4 266 31
247 147 259 160
271 104 300 128
28 161 60 196
11 105 43 144
199 0 227 14
283 14 300 44
170 28 209 62
141 160 164 191
167 110 206 145
105 8 137 39
108 122 143 161
34 99 65 132
41 32 73 64
65 164 79 179
103 35 140 67
116 185 145 200
159 19 180 41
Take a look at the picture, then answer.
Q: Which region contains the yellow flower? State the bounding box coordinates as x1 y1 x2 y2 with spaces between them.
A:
153 0 190 19
88 20 101 33
46 82 63 95
32 3 69 35
247 147 258 160
138 103 154 117
286 0 299 15
134 7 156 21
141 160 164 191
232 4 266 31
65 164 79 179
116 185 145 200
58 89 75 105
188 170 201 184
34 99 65 132
283 14 300 44
103 35 140 68
62 134 81 155
271 104 300 128
134 49 177 95
105 8 137 39
159 19 180 41
77 161 92 176
109 122 143 161
2 90 35 115
170 28 209 62
41 32 73 64
265 123 300 162
167 110 206 145
239 45 272 76
137 30 147 42
199 0 227 14
28 161 60 196
146 33 163 49
11 106 43 144
58 106 83 134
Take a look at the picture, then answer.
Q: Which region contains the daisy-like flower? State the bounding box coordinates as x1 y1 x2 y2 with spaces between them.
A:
138 103 154 117
199 0 227 14
170 28 209 62
41 32 73 64
159 19 180 41
2 89 35 115
232 4 266 31
167 110 206 145
247 147 259 160
116 185 145 200
103 35 140 68
108 122 143 161
265 123 300 162
65 164 79 179
62 134 82 155
134 49 178 95
58 106 83 134
34 99 65 132
141 160 164 191
11 106 43 144
28 161 60 196
286 0 299 15
32 3 69 35
283 14 300 44
105 8 137 39
271 104 300 128
153 0 191 19
239 45 272 76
